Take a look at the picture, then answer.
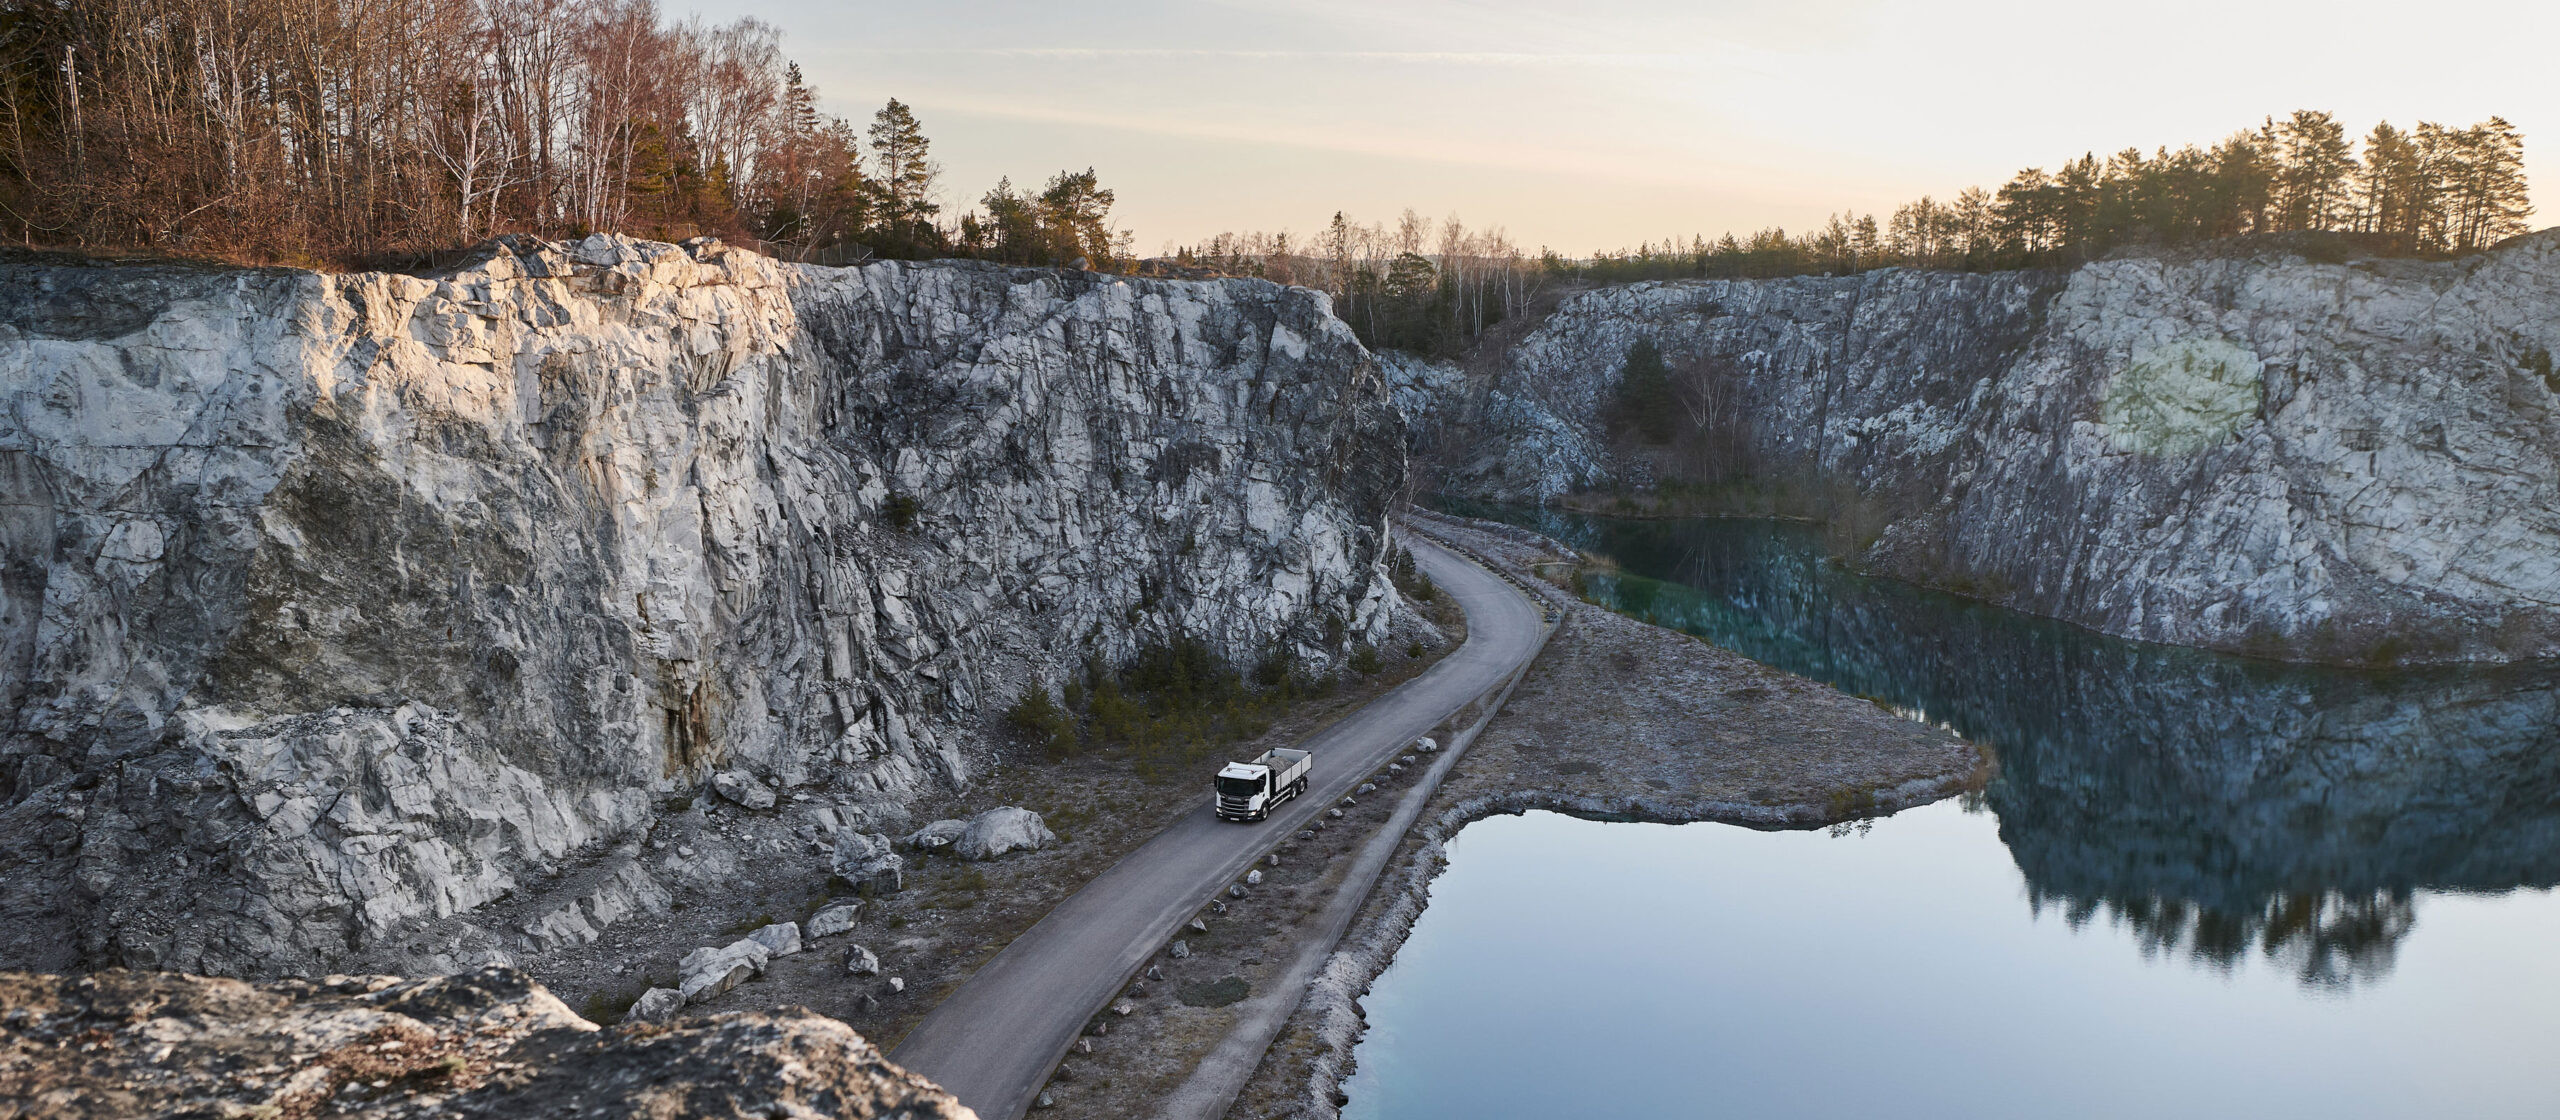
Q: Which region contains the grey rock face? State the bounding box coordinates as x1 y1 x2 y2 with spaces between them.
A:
678 937 771 1003
711 770 777 811
900 818 968 851
1430 234 2560 663
951 805 1055 860
807 900 861 939
745 921 801 957
520 855 670 954
0 966 971 1119
843 943 881 976
830 831 904 894
0 235 1403 977
626 985 685 1023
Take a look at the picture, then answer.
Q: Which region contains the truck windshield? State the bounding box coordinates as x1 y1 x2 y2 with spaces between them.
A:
1216 775 1266 799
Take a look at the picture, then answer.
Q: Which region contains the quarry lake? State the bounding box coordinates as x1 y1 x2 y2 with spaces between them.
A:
1346 510 2560 1118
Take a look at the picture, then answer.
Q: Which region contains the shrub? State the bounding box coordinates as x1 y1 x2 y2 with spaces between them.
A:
1389 543 1438 602
1177 976 1251 1008
1615 338 1678 444
1349 644 1382 675
882 493 919 530
582 985 645 1025
1005 686 1081 760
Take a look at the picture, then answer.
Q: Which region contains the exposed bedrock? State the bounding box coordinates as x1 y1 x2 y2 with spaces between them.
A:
0 237 1403 977
1412 232 2560 663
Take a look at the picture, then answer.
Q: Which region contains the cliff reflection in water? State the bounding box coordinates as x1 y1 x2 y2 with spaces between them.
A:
1450 504 2560 987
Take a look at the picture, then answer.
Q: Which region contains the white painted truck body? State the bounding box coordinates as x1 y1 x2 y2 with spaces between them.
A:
1214 747 1311 822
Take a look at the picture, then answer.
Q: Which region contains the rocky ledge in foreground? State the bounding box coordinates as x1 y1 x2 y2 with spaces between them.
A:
0 965 972 1119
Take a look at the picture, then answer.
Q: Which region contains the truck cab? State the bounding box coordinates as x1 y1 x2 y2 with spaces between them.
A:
1215 747 1311 822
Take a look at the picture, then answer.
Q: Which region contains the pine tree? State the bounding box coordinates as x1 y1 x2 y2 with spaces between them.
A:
2274 110 2357 231
1616 339 1677 444
866 98 941 254
1036 167 1116 266
2441 117 2531 251
2354 122 2429 248
976 177 1041 261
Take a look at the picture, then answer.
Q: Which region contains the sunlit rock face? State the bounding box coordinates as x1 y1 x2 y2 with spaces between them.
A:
1421 232 2560 663
0 237 1402 976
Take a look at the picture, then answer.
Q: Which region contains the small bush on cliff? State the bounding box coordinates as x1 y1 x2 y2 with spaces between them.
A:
1349 644 1383 675
882 493 919 531
1389 544 1437 602
1005 686 1081 761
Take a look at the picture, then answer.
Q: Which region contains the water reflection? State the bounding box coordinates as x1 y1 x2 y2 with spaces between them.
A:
1440 503 2560 987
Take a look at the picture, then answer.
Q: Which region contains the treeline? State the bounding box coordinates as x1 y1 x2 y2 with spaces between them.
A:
1575 110 2532 284
1174 210 1548 357
0 0 1124 268
1165 110 2534 357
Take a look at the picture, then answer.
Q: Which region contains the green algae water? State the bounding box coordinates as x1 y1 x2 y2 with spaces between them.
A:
1341 507 2560 1119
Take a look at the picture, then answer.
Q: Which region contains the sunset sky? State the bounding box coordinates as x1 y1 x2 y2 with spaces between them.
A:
688 0 2557 254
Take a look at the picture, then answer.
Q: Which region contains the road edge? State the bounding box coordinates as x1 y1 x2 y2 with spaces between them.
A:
1147 519 1565 1120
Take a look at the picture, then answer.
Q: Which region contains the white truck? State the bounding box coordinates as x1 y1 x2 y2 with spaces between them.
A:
1214 747 1311 822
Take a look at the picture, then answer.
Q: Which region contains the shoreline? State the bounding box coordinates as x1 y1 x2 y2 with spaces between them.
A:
1242 510 1985 1120
1024 510 1984 1120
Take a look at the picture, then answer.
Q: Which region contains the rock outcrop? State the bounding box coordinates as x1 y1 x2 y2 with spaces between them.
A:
1419 232 2560 663
0 236 1403 978
0 965 974 1119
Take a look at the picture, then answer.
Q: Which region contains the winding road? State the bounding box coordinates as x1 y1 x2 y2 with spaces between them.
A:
889 535 1548 1120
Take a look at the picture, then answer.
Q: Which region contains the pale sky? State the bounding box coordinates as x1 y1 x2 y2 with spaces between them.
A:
684 0 2557 254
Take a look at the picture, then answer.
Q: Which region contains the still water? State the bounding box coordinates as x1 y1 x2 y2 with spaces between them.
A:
1344 509 2560 1118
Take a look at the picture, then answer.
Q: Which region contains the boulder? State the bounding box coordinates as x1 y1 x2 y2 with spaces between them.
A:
0 966 974 1120
677 938 772 1003
1414 737 1439 753
831 832 904 894
1244 870 1263 886
625 986 685 1024
1188 918 1209 934
900 819 968 851
711 770 777 811
1111 1000 1134 1017
953 806 1057 861
808 901 862 939
1169 940 1190 960
844 944 882 976
746 921 802 957
885 977 905 994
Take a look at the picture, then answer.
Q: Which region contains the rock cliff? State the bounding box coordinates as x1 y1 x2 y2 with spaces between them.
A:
0 237 1402 978
1419 232 2560 663
0 965 975 1118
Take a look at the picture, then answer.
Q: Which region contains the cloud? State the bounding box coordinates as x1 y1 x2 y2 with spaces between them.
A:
832 46 1721 70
